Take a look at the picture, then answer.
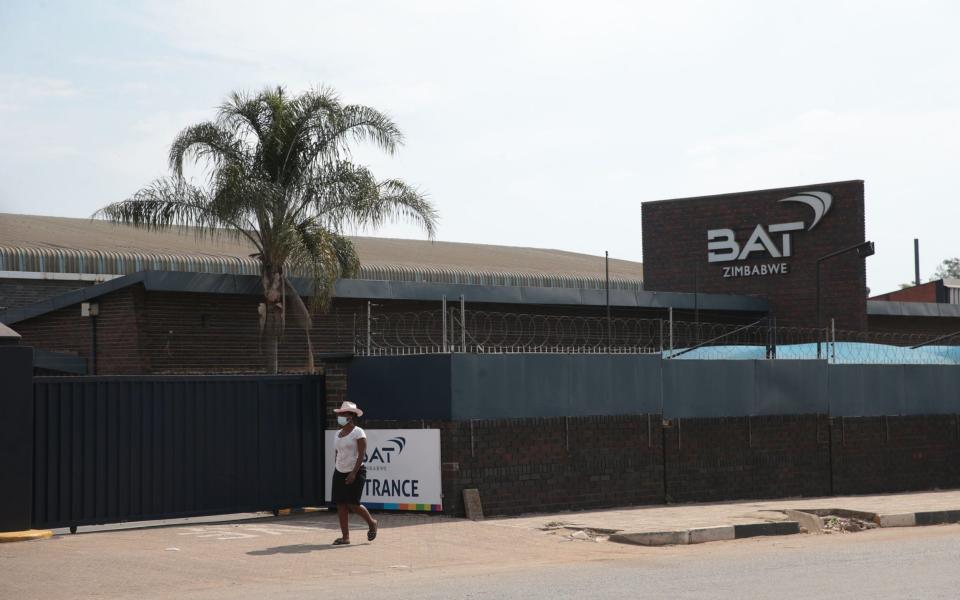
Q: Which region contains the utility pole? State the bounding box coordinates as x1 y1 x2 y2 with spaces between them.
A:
605 251 611 350
914 238 921 287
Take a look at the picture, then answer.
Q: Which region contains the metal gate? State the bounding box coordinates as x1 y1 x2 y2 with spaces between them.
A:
32 375 325 529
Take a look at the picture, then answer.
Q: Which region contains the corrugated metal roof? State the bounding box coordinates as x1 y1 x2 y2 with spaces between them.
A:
0 213 644 291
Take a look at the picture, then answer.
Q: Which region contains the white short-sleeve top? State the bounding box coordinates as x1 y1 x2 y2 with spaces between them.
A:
334 426 367 473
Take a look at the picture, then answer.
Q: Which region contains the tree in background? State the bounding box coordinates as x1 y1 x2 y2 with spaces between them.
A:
97 86 437 373
933 257 960 280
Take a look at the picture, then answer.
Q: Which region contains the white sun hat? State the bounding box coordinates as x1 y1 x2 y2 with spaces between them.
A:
333 401 363 417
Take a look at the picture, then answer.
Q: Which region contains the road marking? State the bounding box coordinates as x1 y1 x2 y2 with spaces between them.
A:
177 524 319 541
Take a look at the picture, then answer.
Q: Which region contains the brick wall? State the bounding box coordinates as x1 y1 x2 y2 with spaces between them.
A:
324 360 349 416
364 416 664 516
12 288 360 375
832 415 960 495
870 281 941 303
12 284 148 374
663 415 831 503
141 291 357 374
868 314 960 335
0 279 95 310
358 413 959 517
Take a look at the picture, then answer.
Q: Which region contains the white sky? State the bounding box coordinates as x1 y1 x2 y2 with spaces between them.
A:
1 0 958 294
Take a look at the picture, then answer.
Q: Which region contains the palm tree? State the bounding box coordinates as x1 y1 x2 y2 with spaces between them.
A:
97 86 437 373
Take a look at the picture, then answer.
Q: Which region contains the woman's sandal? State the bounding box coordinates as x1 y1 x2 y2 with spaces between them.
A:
367 522 378 541
332 538 350 545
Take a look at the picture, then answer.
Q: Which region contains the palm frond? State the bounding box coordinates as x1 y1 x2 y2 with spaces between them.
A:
94 178 264 253
372 179 438 239
301 162 437 239
276 89 343 184
217 89 268 143
288 223 359 312
338 104 404 154
288 93 403 175
94 178 209 230
168 122 246 179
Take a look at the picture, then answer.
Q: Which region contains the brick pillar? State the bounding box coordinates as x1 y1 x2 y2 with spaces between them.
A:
322 358 350 422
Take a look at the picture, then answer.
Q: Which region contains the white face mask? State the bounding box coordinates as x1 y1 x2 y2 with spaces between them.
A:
337 416 349 426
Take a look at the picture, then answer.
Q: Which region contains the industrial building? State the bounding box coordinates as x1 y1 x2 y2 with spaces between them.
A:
2 179 959 376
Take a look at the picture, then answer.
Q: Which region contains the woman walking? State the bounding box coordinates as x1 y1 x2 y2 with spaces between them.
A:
331 401 378 545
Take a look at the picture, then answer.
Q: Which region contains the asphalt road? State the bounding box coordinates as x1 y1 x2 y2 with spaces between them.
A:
3 512 959 599
383 528 960 600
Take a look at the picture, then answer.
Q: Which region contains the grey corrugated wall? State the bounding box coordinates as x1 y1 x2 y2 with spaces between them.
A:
347 355 960 420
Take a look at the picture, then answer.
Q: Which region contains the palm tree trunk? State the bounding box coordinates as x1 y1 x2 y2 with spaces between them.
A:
261 267 285 374
284 279 316 374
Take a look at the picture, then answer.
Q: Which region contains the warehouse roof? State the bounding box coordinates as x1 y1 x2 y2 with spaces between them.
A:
0 213 643 291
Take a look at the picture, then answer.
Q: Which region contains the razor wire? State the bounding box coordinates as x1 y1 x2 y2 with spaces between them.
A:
355 308 960 364
357 309 665 355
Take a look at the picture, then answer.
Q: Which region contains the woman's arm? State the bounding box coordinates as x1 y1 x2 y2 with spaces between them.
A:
346 437 366 484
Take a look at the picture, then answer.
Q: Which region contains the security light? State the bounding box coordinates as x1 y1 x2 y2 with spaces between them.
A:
855 241 875 258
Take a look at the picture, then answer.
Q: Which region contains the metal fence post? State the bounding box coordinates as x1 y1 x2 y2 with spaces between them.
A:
659 318 664 355
831 318 836 363
366 301 371 354
460 295 466 352
770 317 777 358
442 295 448 353
668 307 674 358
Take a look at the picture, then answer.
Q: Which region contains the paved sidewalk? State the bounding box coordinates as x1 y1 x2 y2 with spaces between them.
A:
485 489 960 544
1 509 645 599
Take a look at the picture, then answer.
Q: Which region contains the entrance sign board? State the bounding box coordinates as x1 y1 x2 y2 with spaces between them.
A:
324 428 442 511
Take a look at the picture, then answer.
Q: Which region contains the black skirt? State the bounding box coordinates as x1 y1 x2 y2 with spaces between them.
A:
331 466 366 505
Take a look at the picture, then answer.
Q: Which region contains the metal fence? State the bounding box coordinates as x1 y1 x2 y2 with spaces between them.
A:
355 305 960 365
31 375 326 530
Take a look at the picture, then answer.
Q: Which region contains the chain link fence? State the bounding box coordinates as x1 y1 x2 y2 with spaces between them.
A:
355 306 960 365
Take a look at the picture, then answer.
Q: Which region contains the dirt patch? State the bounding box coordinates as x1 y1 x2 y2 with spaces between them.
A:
539 524 612 543
821 515 879 534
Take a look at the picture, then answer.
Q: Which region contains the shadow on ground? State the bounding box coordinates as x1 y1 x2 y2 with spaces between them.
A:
247 543 366 555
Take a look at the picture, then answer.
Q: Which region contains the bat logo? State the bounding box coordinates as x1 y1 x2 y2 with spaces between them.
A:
779 191 833 230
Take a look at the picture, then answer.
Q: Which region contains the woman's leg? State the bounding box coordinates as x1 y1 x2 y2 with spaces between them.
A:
348 504 377 529
337 503 351 540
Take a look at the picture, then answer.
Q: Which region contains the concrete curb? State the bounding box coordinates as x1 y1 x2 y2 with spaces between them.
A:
733 521 801 539
609 521 799 547
913 510 960 526
689 525 735 544
0 529 53 543
609 530 690 546
785 509 823 534
877 513 915 527
797 507 960 529
604 506 960 548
